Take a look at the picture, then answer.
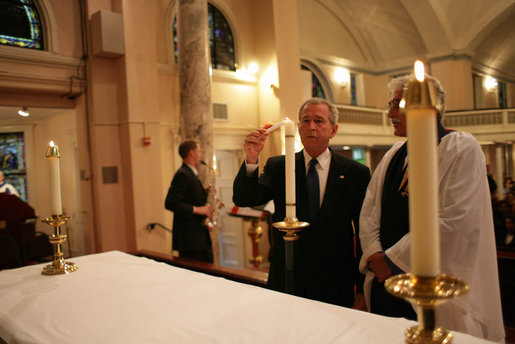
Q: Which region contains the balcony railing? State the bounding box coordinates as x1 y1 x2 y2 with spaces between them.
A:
334 104 515 143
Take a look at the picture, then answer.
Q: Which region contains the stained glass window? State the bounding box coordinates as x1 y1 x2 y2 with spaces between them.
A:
301 65 326 99
350 73 357 105
0 132 28 201
173 3 235 71
0 0 43 50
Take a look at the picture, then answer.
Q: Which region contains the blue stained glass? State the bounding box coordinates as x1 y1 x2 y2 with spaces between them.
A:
301 65 326 99
0 0 43 50
0 132 28 202
173 3 235 71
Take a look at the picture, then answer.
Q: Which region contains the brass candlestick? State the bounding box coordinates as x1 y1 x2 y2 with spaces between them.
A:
248 218 263 268
41 215 78 275
385 274 469 343
273 217 309 294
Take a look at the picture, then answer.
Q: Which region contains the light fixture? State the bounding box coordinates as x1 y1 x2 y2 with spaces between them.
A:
484 76 497 91
248 62 259 75
334 68 350 87
18 107 30 117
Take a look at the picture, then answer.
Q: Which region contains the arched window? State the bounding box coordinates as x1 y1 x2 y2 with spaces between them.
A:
173 3 235 71
301 65 326 99
0 0 43 50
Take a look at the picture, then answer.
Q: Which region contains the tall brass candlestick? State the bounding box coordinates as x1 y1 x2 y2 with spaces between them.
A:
385 61 468 343
42 142 77 275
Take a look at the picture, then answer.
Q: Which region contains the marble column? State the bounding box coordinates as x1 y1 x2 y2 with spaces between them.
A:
178 0 212 158
178 0 218 262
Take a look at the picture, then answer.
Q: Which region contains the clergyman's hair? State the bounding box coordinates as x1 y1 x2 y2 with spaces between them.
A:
388 74 447 120
178 140 199 159
297 97 339 125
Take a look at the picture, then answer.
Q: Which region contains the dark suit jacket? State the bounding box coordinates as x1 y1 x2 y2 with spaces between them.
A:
165 163 211 252
233 149 370 307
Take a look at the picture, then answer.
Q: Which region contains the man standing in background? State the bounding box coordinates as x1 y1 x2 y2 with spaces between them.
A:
165 140 213 263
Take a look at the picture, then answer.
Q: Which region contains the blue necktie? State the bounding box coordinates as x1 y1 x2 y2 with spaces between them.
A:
306 158 320 221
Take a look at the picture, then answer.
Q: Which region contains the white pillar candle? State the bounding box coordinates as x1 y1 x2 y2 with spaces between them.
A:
284 118 296 219
47 141 62 215
407 61 440 277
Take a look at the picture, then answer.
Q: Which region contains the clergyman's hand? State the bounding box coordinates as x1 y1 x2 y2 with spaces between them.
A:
367 252 392 283
243 129 268 164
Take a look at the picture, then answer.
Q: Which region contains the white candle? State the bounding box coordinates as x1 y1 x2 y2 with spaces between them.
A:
47 141 62 215
284 118 296 219
406 61 440 276
265 120 284 134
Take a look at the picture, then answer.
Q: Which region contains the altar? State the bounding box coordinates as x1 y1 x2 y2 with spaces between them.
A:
0 251 493 343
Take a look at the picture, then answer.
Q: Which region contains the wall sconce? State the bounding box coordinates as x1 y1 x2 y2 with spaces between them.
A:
334 68 350 88
270 83 279 97
18 107 30 117
248 62 259 75
484 76 497 91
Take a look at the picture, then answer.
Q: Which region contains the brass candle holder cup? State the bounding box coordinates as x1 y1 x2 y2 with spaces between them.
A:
272 217 310 241
385 274 469 344
41 215 78 275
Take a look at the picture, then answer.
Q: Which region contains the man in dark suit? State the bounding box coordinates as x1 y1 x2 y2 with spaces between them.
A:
233 98 370 309
165 140 213 263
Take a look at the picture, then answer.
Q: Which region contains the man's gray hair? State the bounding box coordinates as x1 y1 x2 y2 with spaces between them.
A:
388 74 447 119
297 97 339 125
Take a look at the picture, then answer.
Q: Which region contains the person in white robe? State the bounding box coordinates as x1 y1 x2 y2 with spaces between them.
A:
0 170 19 197
359 75 505 343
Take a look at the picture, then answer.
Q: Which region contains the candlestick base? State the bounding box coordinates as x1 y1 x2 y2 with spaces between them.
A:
41 215 78 275
384 274 469 344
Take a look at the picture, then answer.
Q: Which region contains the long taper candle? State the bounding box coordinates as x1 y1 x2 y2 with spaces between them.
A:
284 117 296 219
405 61 440 276
47 141 62 215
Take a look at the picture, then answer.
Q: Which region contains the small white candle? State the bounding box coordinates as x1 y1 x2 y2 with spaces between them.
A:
47 141 62 215
265 120 284 134
407 61 440 277
284 118 296 219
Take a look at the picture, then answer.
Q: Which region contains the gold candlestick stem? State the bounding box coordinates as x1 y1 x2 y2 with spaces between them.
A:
385 274 469 344
41 215 78 275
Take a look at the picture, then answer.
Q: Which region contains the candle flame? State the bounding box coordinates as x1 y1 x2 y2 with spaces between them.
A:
414 60 425 82
49 140 55 147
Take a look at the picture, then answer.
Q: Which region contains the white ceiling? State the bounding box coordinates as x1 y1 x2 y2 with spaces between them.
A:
298 0 515 79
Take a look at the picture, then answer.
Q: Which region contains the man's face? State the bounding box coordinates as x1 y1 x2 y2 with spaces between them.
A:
387 88 407 137
191 144 202 167
298 103 338 157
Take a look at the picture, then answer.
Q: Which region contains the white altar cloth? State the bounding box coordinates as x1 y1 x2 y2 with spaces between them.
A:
0 251 493 344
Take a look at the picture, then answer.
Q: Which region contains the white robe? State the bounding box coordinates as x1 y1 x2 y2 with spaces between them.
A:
0 182 19 197
359 131 505 343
